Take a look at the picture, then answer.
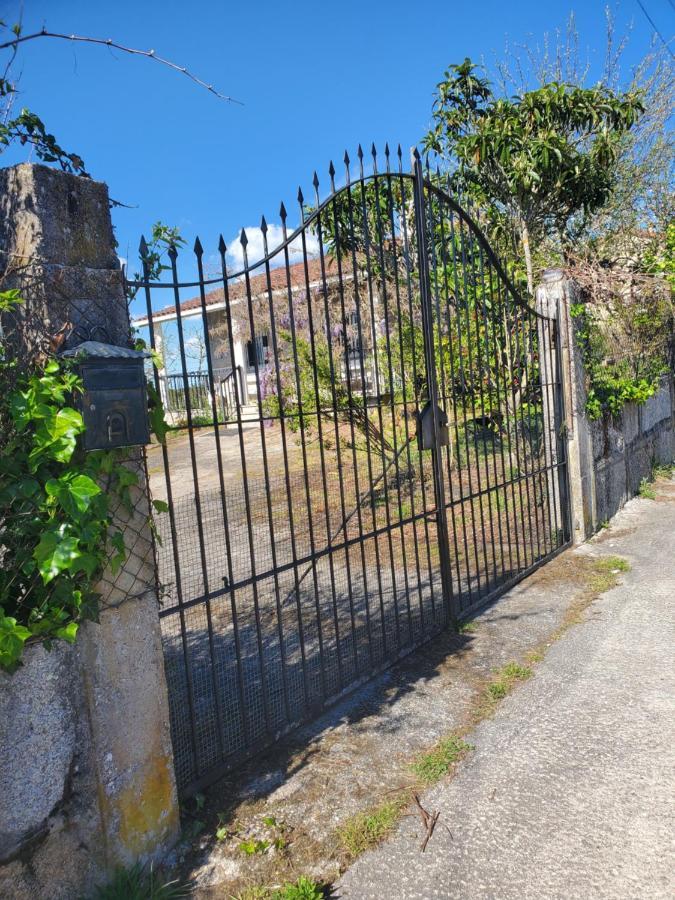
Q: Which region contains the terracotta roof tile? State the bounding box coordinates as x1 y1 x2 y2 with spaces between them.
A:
135 256 340 323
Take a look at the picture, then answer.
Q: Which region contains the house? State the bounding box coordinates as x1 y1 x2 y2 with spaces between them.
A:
132 255 377 422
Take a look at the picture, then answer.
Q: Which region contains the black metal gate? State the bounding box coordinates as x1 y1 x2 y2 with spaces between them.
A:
127 147 571 794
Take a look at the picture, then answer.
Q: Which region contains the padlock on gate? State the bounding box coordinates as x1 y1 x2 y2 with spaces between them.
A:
416 400 450 450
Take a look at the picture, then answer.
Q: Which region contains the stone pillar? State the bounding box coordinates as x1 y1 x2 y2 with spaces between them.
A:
535 270 595 543
0 163 179 898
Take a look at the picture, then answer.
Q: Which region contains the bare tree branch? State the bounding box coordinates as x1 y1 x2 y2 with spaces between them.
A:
0 27 243 105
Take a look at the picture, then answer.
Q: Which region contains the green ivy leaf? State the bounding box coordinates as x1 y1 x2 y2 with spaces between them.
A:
51 407 85 438
116 467 139 489
77 553 100 579
54 621 79 643
34 531 81 583
45 473 101 519
80 593 101 623
0 611 31 672
108 530 127 575
147 382 169 444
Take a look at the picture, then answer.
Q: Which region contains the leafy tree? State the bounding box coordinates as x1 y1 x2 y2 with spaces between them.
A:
422 58 644 292
491 12 674 259
481 14 674 420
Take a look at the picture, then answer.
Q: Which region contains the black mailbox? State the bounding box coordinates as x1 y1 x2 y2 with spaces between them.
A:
417 400 450 451
62 341 151 451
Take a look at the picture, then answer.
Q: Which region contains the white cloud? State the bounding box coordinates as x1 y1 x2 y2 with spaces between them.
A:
226 223 320 272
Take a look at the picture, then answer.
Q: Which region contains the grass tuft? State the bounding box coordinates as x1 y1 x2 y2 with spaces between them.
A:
589 555 630 593
271 877 326 900
234 877 326 900
91 863 191 899
338 796 407 859
479 662 532 713
410 735 473 784
638 477 657 500
458 620 478 634
651 461 674 480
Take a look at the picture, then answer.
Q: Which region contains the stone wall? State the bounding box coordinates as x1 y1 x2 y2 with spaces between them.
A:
0 643 103 898
0 164 179 899
589 376 674 528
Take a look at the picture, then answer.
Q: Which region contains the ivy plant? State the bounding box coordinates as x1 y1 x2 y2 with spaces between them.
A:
0 293 167 672
569 301 668 420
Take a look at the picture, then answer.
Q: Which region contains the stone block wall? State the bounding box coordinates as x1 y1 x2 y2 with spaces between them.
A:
590 376 674 527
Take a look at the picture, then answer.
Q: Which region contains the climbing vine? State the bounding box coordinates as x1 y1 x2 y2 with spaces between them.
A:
0 292 167 672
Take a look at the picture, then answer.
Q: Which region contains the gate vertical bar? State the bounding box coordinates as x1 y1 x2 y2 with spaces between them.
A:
553 310 573 543
412 151 456 624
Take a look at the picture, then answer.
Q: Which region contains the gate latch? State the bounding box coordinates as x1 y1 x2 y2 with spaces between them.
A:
417 401 450 450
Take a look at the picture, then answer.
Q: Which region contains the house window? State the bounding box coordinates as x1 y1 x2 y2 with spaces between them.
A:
246 334 269 368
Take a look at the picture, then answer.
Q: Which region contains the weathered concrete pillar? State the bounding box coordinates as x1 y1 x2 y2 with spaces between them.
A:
0 163 179 898
535 270 595 543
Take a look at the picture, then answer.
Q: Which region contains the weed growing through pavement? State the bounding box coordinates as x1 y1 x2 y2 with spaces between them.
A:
237 817 289 857
338 796 409 859
650 460 674 480
410 736 474 784
637 461 673 500
233 877 326 899
588 556 630 593
478 662 533 714
639 477 657 500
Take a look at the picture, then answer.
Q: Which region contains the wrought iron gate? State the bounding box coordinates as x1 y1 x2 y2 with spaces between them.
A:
127 147 571 794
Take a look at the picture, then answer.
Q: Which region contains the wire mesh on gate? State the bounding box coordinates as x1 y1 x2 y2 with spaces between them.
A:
127 144 571 793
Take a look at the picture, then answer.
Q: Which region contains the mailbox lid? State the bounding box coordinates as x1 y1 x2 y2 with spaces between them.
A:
61 340 151 361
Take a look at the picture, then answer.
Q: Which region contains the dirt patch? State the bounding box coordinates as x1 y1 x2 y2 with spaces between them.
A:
654 477 675 503
594 525 637 543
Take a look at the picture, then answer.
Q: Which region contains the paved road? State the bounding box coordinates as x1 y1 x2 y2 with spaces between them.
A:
336 484 675 899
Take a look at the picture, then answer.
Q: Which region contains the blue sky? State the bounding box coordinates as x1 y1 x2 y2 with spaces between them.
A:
1 0 673 323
